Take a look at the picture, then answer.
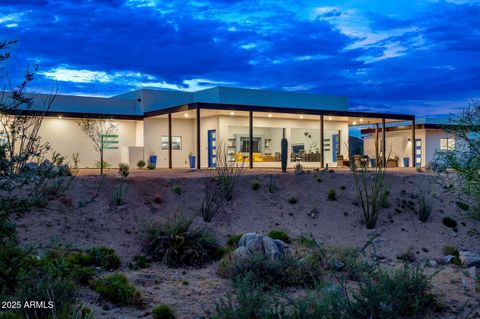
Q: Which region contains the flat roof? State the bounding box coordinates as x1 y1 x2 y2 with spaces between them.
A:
6 86 413 122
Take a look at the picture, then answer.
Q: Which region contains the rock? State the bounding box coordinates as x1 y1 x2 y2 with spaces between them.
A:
23 162 39 171
232 246 250 259
467 267 477 280
234 232 293 261
427 259 438 268
439 255 455 265
39 159 53 171
331 259 346 271
460 251 480 267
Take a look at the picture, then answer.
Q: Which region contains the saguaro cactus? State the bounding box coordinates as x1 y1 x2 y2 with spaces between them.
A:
281 137 288 172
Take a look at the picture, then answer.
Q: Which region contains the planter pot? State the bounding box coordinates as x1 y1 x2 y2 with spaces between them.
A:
188 155 196 169
403 157 410 168
370 158 375 168
149 155 157 168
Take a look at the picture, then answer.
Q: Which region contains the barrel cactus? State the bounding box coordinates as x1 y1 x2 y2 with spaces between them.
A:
281 138 288 172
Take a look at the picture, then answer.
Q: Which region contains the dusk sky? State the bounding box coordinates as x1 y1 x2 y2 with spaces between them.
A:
1 0 479 116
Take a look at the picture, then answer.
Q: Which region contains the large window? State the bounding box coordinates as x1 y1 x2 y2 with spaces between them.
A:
440 138 455 150
161 136 182 150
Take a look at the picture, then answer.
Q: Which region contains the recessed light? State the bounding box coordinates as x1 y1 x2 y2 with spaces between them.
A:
300 115 304 119
58 115 62 119
360 118 364 122
328 116 332 120
230 111 235 116
268 113 272 118
353 121 357 125
184 113 189 118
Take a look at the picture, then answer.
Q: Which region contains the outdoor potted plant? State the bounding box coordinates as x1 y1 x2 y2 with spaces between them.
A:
403 157 410 167
148 151 157 169
188 152 196 169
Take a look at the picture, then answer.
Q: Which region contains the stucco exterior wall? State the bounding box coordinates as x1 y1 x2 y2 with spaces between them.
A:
39 118 137 168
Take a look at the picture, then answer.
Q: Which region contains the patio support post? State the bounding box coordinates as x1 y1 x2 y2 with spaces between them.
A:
196 107 201 169
411 118 416 168
249 111 253 169
168 113 172 169
382 117 386 167
375 124 379 168
320 115 324 168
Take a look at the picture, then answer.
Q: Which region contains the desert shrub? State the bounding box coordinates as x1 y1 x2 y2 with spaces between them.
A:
129 255 150 270
95 160 111 169
316 176 323 183
152 304 176 319
118 162 129 178
137 160 146 169
327 188 336 201
56 303 94 319
201 177 223 222
294 162 304 174
396 247 416 263
288 196 298 204
442 216 458 228
94 273 141 306
227 234 242 247
418 183 434 222
442 245 461 265
323 246 373 281
147 163 155 170
352 265 434 318
379 189 389 208
268 175 279 194
215 142 245 201
218 253 322 288
87 246 121 270
456 201 469 211
214 274 284 319
251 179 261 190
142 214 222 267
0 313 23 319
112 184 128 206
267 229 291 243
172 185 182 195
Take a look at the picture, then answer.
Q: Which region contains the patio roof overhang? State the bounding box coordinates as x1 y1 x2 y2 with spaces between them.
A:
143 102 414 124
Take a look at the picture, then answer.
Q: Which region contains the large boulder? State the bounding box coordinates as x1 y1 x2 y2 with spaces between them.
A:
23 162 39 172
39 159 53 171
233 232 293 260
460 251 480 267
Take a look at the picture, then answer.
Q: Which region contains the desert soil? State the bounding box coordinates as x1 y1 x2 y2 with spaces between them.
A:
13 169 480 319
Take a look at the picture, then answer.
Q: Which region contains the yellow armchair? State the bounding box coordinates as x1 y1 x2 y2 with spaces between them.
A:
234 153 245 162
253 153 263 162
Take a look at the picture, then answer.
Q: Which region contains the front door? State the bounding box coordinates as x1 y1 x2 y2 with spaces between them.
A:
208 129 217 168
415 139 422 167
332 134 339 162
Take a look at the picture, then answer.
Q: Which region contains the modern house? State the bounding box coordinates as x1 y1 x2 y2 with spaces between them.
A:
17 86 418 169
361 117 453 168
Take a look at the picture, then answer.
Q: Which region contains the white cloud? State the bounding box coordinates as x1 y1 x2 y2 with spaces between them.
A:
39 65 235 92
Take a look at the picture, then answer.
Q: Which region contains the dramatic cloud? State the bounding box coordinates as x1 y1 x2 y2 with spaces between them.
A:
0 0 479 115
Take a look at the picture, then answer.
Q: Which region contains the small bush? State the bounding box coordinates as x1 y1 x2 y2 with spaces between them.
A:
87 246 121 270
418 185 434 222
327 188 336 201
95 160 111 169
129 255 150 270
442 245 459 256
112 184 128 206
251 180 260 191
288 196 298 204
94 273 141 306
152 304 176 319
142 214 222 267
396 247 416 263
137 160 146 169
456 201 469 211
118 162 129 178
147 163 155 170
218 253 322 288
267 229 291 243
0 313 23 319
316 176 322 183
227 234 242 247
442 216 458 228
172 186 182 195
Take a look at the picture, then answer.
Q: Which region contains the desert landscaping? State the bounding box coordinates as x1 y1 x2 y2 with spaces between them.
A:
3 166 480 319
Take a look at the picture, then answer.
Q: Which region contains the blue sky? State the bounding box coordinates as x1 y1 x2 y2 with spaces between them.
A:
0 0 479 116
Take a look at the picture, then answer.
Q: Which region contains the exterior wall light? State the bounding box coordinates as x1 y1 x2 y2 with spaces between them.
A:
268 113 272 117
230 111 235 116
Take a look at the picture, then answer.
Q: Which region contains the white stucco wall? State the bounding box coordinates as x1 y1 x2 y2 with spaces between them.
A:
39 118 137 168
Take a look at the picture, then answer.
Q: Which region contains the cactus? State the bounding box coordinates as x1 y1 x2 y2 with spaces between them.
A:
281 137 288 172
